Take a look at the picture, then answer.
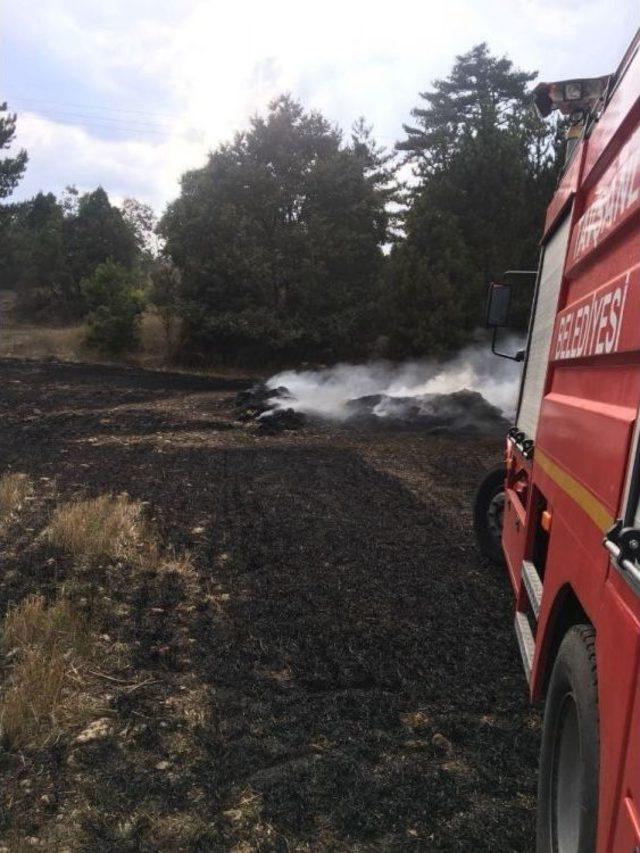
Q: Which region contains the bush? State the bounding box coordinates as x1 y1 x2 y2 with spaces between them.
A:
81 259 144 354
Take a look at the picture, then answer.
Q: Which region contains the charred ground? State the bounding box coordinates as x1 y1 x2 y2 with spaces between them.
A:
0 358 539 851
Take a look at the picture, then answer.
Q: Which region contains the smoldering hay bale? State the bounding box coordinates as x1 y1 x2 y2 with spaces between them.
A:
235 383 306 433
344 389 509 434
265 341 523 423
235 383 295 423
237 386 509 435
236 381 508 436
257 407 306 434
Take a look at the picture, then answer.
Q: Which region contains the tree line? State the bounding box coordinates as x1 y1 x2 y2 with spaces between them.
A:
0 44 563 363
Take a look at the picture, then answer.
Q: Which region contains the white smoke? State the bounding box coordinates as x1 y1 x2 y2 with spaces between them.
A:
266 338 524 421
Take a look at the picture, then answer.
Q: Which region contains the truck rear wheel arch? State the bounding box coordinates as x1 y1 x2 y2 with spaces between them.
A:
534 584 590 702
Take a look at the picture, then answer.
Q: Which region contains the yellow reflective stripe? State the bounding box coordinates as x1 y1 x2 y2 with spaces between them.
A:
535 448 614 533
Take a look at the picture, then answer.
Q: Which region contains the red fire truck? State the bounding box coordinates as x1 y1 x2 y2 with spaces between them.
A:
474 29 640 853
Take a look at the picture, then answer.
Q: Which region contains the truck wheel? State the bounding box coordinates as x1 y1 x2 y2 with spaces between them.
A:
537 625 599 853
473 464 506 566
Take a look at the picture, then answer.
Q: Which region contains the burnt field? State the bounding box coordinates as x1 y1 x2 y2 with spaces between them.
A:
0 358 539 851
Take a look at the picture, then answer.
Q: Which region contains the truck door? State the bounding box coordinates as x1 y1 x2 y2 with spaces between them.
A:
517 213 573 442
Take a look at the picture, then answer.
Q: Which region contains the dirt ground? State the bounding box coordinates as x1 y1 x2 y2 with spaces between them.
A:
0 358 540 851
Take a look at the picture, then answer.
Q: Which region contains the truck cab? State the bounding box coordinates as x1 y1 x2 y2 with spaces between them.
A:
475 29 640 852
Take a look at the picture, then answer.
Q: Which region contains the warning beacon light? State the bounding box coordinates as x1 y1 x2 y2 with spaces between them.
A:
533 75 610 119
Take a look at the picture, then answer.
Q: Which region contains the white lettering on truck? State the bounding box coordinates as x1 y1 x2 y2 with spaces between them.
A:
574 141 640 261
554 275 630 361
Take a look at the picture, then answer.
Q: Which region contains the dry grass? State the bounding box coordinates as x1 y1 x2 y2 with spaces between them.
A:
1 646 69 747
159 550 197 580
146 812 217 848
46 493 145 564
2 593 88 657
0 322 86 361
0 290 172 368
137 310 175 368
0 290 257 377
0 595 91 748
0 288 85 361
1 313 169 368
0 472 32 523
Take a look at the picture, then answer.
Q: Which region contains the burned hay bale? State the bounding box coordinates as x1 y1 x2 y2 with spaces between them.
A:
235 383 292 422
345 388 508 435
235 383 290 409
257 407 306 435
234 383 304 434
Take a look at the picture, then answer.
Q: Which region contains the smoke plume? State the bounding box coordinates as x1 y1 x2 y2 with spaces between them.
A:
266 339 523 422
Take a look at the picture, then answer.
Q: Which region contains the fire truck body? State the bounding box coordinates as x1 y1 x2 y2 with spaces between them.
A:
493 30 640 851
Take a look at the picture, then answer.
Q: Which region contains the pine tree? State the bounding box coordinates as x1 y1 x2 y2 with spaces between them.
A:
387 43 562 351
397 43 536 175
0 103 28 199
65 187 139 302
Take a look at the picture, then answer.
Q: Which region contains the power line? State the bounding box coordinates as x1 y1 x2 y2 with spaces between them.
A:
18 107 174 135
3 100 206 140
5 94 181 121
3 95 213 144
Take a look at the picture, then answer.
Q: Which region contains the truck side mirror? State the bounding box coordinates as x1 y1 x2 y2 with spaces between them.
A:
486 282 512 328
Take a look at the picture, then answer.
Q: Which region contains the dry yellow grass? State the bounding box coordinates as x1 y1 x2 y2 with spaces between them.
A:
2 593 88 657
159 550 197 579
0 315 170 367
1 646 69 747
0 288 85 361
0 322 86 361
0 595 91 748
0 290 258 378
0 472 32 523
0 290 173 368
46 493 144 563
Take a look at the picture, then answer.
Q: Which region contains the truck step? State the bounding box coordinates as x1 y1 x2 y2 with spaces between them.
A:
514 611 535 683
521 560 543 620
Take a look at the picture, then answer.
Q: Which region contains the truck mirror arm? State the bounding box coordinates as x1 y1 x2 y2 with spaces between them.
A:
491 326 525 362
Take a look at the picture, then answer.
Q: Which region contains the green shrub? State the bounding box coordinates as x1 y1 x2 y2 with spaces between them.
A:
81 259 144 354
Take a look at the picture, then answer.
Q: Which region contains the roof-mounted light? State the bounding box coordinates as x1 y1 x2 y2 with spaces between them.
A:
533 75 611 119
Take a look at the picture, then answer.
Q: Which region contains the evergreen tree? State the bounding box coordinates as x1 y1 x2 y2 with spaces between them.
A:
398 43 536 175
383 199 479 357
160 96 391 363
0 103 28 199
82 260 144 353
14 192 70 314
389 43 562 350
65 187 138 292
0 186 142 319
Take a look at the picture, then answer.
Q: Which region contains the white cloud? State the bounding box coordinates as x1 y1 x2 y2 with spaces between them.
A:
14 112 201 211
6 0 639 212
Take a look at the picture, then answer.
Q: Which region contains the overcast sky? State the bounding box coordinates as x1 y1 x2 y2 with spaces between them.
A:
3 0 638 214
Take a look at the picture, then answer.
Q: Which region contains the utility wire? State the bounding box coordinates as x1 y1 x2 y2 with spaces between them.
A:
3 100 204 140
17 107 174 135
3 94 210 143
6 94 181 121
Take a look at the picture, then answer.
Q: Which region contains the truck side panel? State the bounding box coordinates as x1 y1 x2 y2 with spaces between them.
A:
519 33 640 851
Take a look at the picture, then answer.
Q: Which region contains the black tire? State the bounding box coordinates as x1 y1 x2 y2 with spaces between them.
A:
537 625 599 853
473 463 506 566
